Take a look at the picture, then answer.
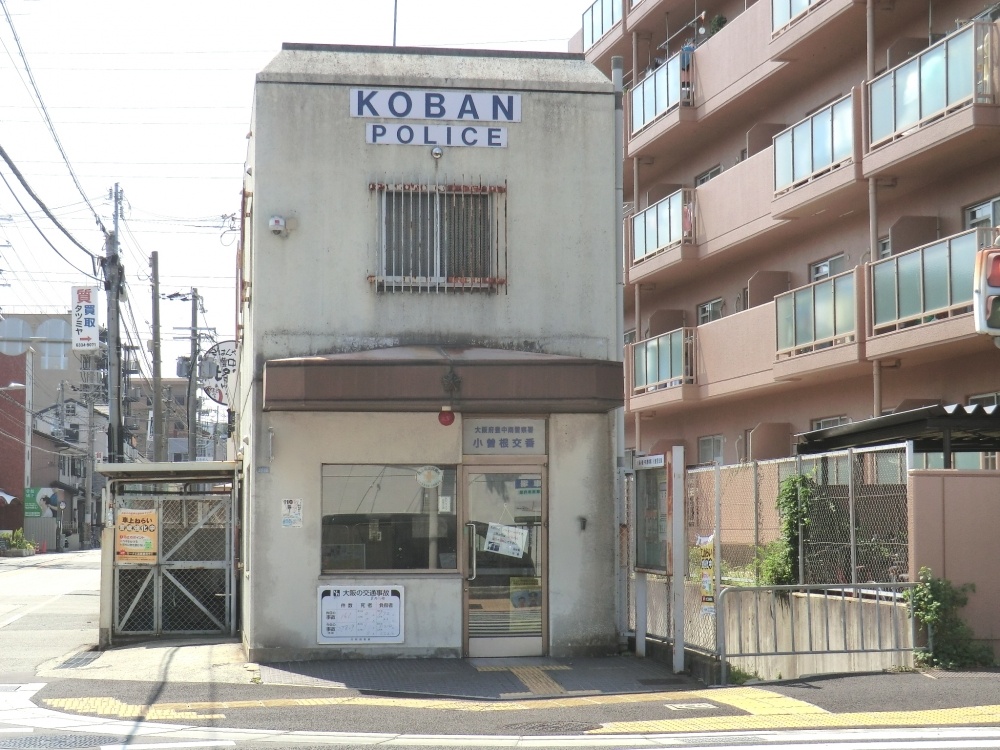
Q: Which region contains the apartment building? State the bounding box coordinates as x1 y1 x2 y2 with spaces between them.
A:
578 0 1000 467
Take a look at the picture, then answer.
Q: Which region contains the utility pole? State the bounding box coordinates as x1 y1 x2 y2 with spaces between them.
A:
150 252 164 462
187 288 199 462
106 183 123 462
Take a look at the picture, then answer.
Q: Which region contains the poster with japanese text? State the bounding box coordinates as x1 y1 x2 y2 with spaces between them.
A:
317 586 404 644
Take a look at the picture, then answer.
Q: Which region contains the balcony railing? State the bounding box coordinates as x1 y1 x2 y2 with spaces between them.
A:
869 22 992 149
772 0 825 33
774 93 853 193
630 50 691 134
776 269 856 358
632 327 695 394
582 0 622 51
870 228 990 335
631 189 694 264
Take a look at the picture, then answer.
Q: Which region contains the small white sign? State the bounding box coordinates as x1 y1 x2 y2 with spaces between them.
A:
485 522 528 559
415 466 443 489
366 123 507 148
463 418 545 455
281 498 302 528
634 454 666 469
318 586 404 644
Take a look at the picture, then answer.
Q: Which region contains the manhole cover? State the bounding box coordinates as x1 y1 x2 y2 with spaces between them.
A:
54 650 102 669
503 721 602 735
0 735 125 749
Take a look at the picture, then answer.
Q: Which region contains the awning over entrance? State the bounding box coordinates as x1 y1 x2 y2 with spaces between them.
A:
795 403 1000 457
263 346 623 413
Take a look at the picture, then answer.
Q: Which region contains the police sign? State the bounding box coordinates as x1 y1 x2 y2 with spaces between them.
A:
352 88 519 149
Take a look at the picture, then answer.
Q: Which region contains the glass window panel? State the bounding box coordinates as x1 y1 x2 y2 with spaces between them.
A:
812 109 833 169
897 251 923 319
895 60 920 131
645 207 658 252
790 0 810 19
656 198 671 248
794 287 814 345
635 467 668 571
612 0 621 25
602 0 613 34
954 452 982 470
670 330 684 379
654 66 667 118
872 262 898 325
658 334 672 381
646 338 659 384
632 213 646 260
792 121 812 181
922 242 949 312
670 191 683 241
774 131 793 190
583 8 594 49
321 465 458 572
920 46 947 117
666 55 680 108
776 293 795 350
814 280 834 341
834 273 855 335
773 0 791 30
870 76 895 142
949 231 977 304
643 78 656 125
634 344 647 387
631 85 642 132
832 98 853 162
946 28 974 104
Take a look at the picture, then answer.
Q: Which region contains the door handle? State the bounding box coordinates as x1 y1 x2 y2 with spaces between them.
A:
465 522 477 582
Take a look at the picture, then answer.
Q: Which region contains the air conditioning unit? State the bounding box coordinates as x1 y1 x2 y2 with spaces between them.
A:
51 428 63 439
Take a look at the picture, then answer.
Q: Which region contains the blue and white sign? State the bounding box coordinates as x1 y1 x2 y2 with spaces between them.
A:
351 89 521 122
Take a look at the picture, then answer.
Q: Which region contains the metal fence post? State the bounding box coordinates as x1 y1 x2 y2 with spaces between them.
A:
796 454 804 585
753 460 760 583
714 462 722 655
849 448 857 585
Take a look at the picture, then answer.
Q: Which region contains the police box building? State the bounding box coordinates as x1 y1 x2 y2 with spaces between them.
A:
235 44 620 660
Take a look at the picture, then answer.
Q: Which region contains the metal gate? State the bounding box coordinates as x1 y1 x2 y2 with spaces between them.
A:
114 491 235 636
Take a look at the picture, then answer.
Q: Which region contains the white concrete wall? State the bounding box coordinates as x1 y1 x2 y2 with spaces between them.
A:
243 411 619 660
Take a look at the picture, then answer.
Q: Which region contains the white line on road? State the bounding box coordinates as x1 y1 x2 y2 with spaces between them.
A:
102 743 236 749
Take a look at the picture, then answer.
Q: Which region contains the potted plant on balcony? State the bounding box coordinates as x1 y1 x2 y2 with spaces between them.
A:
709 14 728 36
1 528 36 557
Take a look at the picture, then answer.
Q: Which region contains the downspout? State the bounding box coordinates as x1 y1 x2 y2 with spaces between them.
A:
613 55 629 642
867 0 880 418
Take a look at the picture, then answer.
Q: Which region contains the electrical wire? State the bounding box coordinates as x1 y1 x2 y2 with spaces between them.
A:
0 146 100 270
0 0 110 236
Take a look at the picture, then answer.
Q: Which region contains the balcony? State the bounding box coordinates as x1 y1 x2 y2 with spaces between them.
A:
771 89 866 220
629 188 695 269
865 22 1000 181
628 305 780 414
630 51 692 136
770 0 867 65
773 267 867 382
581 0 629 71
866 229 988 359
632 327 695 395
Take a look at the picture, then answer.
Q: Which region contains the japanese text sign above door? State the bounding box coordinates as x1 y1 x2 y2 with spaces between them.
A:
463 418 545 455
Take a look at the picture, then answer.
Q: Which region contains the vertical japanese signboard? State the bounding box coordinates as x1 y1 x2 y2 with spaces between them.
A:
71 286 100 350
634 454 672 575
317 586 404 644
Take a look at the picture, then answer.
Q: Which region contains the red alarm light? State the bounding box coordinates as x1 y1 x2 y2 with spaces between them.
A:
438 407 455 426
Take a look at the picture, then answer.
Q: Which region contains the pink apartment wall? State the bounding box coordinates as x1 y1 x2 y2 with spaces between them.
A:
909 471 1000 653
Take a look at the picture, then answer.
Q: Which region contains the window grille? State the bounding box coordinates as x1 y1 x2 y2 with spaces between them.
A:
371 180 507 293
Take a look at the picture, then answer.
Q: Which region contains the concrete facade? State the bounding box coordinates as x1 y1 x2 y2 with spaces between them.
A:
236 45 620 660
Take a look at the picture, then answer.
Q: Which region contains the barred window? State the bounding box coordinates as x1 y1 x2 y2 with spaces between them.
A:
371 181 506 292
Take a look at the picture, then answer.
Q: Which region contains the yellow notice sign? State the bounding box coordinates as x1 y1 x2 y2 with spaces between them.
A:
115 509 158 564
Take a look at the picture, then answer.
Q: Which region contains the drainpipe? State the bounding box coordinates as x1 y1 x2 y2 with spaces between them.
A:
613 55 629 642
867 0 880 419
873 360 882 417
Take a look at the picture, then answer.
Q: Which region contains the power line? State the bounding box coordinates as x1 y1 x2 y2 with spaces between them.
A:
0 0 110 236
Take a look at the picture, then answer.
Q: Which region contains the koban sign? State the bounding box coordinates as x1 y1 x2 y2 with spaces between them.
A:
351 89 521 122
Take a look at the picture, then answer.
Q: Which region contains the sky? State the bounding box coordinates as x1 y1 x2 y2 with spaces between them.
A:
0 0 591 384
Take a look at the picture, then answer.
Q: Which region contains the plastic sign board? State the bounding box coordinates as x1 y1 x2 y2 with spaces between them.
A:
71 286 100 350
201 340 237 406
114 509 158 565
973 246 1000 335
318 586 404 644
23 487 60 518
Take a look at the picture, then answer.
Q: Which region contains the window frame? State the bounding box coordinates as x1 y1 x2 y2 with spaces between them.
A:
697 297 724 325
964 196 1000 230
697 434 723 466
810 253 847 282
372 181 507 293
695 165 722 186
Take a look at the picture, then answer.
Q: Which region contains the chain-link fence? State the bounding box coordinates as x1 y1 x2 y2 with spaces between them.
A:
638 444 909 651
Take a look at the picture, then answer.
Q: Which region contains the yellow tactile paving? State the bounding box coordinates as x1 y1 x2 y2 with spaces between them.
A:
590 703 1000 734
701 686 829 715
475 663 570 696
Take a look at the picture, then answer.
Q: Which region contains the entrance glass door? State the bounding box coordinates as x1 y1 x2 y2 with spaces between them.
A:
463 468 545 657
